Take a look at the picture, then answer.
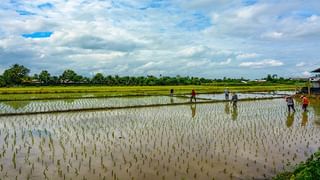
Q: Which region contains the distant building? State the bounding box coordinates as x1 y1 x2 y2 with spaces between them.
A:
299 68 320 94
254 79 267 82
310 68 320 88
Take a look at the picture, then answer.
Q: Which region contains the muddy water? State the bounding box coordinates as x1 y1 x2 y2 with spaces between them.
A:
0 99 319 179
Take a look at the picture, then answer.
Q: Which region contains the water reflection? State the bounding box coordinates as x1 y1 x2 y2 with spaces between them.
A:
231 104 238 121
63 99 75 103
309 99 320 125
2 101 30 110
224 102 230 115
301 112 308 127
190 104 196 118
286 112 295 128
170 97 174 104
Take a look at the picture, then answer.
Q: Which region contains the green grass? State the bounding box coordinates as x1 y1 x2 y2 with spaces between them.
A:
0 84 301 101
274 150 320 180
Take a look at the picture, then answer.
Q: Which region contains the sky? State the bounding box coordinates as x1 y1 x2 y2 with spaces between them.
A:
0 0 320 79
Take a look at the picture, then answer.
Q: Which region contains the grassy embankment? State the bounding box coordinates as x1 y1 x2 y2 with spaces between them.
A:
0 84 302 101
274 150 320 180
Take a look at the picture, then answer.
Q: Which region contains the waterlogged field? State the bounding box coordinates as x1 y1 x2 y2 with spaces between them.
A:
0 96 187 115
0 99 319 179
190 93 285 100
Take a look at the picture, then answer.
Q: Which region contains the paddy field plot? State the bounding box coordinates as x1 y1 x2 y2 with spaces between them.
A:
0 99 319 179
0 96 186 115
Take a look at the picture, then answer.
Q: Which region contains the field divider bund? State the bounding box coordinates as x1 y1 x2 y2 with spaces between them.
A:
0 96 285 117
0 92 292 102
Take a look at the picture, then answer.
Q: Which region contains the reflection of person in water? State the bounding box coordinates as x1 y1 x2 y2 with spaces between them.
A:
286 112 295 128
224 102 230 115
231 104 238 121
301 112 308 127
191 104 196 118
170 97 174 104
231 93 238 107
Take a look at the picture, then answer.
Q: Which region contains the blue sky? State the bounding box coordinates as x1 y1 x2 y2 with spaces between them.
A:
0 0 320 79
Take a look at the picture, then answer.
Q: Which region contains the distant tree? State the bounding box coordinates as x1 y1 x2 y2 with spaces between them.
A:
39 70 51 85
272 74 278 79
105 75 114 85
60 69 78 83
33 74 39 80
266 74 273 81
3 64 30 85
49 76 59 85
0 76 5 87
92 73 105 84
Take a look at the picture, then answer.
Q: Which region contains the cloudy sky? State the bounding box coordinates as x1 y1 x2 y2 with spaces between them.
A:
0 0 320 79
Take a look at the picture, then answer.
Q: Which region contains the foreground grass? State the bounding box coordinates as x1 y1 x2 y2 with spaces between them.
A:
0 84 301 101
274 151 320 180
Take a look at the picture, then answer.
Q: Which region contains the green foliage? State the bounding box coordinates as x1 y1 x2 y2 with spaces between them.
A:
274 151 320 180
92 73 105 84
60 69 83 83
0 64 307 86
2 64 30 85
0 75 5 87
39 70 51 85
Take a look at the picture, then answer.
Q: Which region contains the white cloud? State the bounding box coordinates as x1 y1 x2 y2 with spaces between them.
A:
0 0 320 78
239 59 284 68
296 62 306 67
302 71 311 77
219 58 231 65
178 46 207 57
262 32 284 39
236 53 258 59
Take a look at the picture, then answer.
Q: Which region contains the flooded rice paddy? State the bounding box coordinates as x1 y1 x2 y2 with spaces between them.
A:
0 92 293 115
0 96 186 115
0 98 319 179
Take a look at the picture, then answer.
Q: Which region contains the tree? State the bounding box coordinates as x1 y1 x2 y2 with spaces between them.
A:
60 69 78 83
266 74 273 81
0 76 5 87
39 70 51 85
3 64 30 85
92 73 105 84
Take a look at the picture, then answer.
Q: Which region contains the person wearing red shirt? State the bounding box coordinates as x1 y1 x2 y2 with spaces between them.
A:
301 95 309 112
190 89 196 102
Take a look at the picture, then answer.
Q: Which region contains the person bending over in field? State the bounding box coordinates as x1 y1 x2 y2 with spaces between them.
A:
190 89 196 102
231 93 238 107
285 96 295 113
301 95 309 112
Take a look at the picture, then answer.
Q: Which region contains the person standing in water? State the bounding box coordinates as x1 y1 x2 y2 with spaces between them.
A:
224 88 229 100
301 95 309 112
285 96 296 113
170 89 174 96
190 89 196 102
231 93 238 107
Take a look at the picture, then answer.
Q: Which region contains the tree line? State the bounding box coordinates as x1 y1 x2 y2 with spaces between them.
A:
0 64 304 87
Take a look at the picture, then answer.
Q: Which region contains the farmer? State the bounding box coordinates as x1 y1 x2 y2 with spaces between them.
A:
190 89 196 102
224 88 229 100
170 89 174 96
301 95 309 112
285 96 296 113
231 93 238 107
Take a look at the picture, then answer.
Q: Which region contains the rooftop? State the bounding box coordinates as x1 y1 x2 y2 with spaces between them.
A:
311 68 320 73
